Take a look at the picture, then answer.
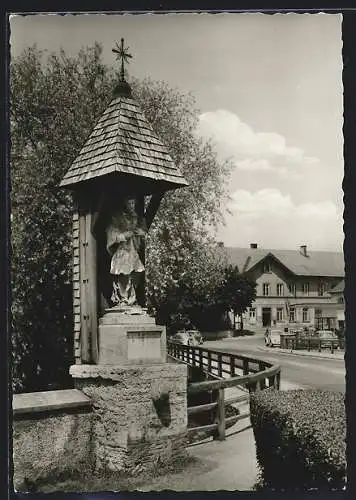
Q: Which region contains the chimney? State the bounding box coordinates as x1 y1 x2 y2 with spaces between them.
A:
300 245 308 257
250 243 258 249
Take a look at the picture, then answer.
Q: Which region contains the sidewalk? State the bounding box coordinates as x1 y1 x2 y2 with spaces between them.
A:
137 379 305 491
138 413 259 491
259 345 345 360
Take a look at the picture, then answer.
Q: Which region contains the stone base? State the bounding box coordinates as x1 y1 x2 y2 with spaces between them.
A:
98 309 166 365
70 363 188 474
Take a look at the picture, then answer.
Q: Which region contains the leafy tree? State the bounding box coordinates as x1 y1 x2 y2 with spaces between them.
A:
218 265 257 331
11 43 118 392
151 240 229 333
11 43 232 392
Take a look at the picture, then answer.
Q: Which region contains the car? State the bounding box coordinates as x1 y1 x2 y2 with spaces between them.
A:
187 330 204 346
170 331 190 345
315 330 339 348
265 329 283 347
170 330 203 346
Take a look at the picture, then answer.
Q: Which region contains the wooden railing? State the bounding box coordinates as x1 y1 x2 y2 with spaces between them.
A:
281 334 344 353
167 341 281 441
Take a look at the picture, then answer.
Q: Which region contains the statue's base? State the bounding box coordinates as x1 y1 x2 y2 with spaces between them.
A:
70 363 188 474
98 307 166 365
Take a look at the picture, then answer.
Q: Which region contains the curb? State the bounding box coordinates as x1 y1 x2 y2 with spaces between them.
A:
259 346 345 361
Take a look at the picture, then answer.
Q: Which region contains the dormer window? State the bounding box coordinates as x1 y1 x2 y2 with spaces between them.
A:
263 260 271 273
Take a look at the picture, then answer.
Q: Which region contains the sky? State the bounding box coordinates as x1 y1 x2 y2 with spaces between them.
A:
9 12 343 252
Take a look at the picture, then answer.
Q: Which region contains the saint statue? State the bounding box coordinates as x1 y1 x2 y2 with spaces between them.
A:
105 197 146 307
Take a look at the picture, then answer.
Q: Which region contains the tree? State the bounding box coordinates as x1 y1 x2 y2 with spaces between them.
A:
218 265 257 332
151 240 229 333
11 43 118 392
11 43 232 392
131 78 232 308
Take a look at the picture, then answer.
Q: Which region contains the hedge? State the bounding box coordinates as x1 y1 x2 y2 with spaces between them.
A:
250 389 346 491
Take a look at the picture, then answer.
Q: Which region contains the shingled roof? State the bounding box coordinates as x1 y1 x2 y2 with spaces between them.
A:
225 246 344 278
60 85 188 191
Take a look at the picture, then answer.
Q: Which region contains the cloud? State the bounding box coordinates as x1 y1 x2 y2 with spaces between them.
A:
218 188 343 251
197 109 319 177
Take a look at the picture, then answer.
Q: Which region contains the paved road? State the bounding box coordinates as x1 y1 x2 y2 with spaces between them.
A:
203 333 345 393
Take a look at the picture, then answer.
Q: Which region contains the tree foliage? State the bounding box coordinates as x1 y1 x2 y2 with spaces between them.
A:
11 43 118 392
11 43 233 392
150 241 229 333
218 265 257 331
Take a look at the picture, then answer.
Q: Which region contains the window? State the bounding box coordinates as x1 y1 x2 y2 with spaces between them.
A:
302 308 309 322
318 283 325 296
288 283 296 296
302 283 310 296
289 307 295 322
277 308 283 321
249 308 256 319
263 261 271 273
276 283 284 296
263 283 270 296
338 296 344 304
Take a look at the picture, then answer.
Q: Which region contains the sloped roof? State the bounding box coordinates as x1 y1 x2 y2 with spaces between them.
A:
60 91 188 190
329 279 344 293
225 247 344 278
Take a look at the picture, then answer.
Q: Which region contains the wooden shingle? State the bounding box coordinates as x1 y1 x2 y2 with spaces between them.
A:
60 95 188 191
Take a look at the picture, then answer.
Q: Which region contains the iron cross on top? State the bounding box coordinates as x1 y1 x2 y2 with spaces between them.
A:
112 38 133 81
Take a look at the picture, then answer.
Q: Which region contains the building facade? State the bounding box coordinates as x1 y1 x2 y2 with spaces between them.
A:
226 244 344 330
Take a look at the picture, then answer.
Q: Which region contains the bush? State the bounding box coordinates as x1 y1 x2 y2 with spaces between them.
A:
250 389 346 491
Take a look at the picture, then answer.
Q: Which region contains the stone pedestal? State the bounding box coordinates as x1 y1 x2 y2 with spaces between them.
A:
98 307 166 365
70 362 188 474
71 306 187 474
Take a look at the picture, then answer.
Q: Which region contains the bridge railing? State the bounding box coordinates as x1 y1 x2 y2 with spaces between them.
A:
281 334 344 353
167 341 281 441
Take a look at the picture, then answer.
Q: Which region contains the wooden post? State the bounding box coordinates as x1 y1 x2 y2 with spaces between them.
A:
259 362 266 390
199 349 204 371
87 212 98 363
218 353 223 378
192 347 196 367
207 351 212 373
318 339 322 353
79 211 90 363
243 359 249 376
78 192 98 365
268 375 275 389
248 377 258 393
213 388 226 441
276 371 281 390
230 356 236 377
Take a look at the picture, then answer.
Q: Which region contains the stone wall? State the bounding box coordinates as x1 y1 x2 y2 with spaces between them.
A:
12 389 93 491
70 362 188 474
13 361 188 490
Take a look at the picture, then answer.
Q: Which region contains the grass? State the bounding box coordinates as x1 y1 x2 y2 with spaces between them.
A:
30 453 200 493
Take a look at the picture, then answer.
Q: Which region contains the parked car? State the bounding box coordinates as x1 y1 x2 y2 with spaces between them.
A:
170 330 203 346
170 331 190 345
187 330 204 346
265 329 283 347
315 330 339 348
